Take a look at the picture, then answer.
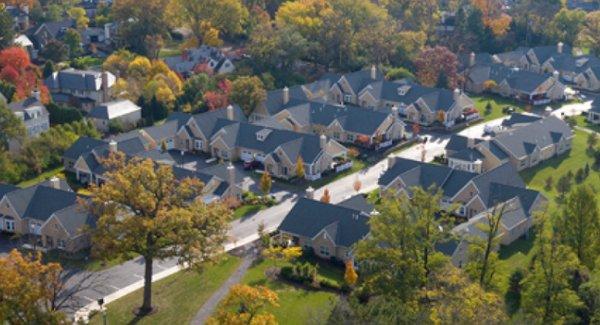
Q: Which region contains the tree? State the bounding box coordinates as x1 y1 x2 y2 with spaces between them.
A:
545 176 553 191
42 61 54 79
0 47 49 102
111 0 173 55
465 205 505 289
414 46 459 88
557 185 600 268
63 28 82 58
0 6 15 50
385 0 440 35
40 40 69 63
385 67 415 80
68 7 89 29
175 0 248 46
295 156 305 179
320 188 331 204
588 132 598 151
0 100 25 149
578 12 600 56
353 178 362 193
0 250 67 323
506 268 525 315
548 8 586 46
229 76 266 117
521 213 584 323
344 260 358 286
0 149 22 183
260 170 272 195
207 284 279 325
556 174 572 200
87 156 231 314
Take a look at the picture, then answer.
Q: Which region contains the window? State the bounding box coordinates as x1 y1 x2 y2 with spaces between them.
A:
333 132 340 140
57 240 65 249
344 94 352 102
347 134 355 142
194 140 203 150
5 219 15 232
320 246 330 256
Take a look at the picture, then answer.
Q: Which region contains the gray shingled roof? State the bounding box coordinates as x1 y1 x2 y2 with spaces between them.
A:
88 99 141 120
445 134 482 153
5 185 78 222
278 198 370 247
0 183 18 197
51 204 96 237
191 105 246 138
591 97 600 113
493 116 573 159
501 113 542 128
45 68 112 92
338 195 374 214
63 137 106 160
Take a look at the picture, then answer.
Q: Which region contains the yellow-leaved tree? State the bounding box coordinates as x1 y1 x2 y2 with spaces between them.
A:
208 284 279 325
344 260 358 286
262 246 303 266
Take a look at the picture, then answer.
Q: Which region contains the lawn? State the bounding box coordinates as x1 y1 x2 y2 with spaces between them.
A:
232 204 266 220
495 235 536 293
572 115 600 134
471 95 525 122
43 249 137 272
89 255 241 325
311 158 367 189
17 166 65 188
241 257 341 324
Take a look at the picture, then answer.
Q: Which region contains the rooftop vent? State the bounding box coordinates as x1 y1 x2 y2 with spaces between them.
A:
256 128 273 142
397 85 411 96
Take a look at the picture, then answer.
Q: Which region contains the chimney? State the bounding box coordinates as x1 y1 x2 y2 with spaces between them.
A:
387 156 395 169
101 71 110 103
227 163 235 186
453 88 461 101
49 176 60 189
226 104 234 120
109 140 117 153
391 105 399 119
469 52 476 67
320 134 327 150
306 186 315 199
282 86 289 105
557 42 564 54
22 5 29 29
31 89 40 101
104 23 111 43
370 65 377 80
553 70 560 80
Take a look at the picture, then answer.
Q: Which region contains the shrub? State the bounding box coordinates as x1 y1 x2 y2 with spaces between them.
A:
320 278 341 290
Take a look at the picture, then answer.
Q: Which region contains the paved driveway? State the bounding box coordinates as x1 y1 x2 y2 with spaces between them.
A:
0 234 21 257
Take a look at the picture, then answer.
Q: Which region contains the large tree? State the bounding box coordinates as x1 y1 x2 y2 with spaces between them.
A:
557 185 600 268
414 46 459 89
547 8 586 47
578 11 600 56
0 5 15 50
207 284 279 325
0 250 66 323
87 155 231 314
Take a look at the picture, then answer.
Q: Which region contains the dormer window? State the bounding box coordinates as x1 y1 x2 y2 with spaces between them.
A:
256 128 272 141
397 85 411 96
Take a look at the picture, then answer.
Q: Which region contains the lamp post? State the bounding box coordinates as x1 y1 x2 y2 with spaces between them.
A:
29 223 36 251
98 298 107 325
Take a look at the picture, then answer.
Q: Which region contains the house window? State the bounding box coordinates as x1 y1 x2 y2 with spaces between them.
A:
347 134 355 142
333 132 340 140
5 219 15 232
344 94 352 102
194 140 203 150
57 240 65 249
320 246 330 256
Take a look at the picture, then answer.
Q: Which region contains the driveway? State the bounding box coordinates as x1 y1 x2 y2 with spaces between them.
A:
0 234 20 257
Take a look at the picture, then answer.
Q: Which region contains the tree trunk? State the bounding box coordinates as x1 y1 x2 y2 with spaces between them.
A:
140 255 153 314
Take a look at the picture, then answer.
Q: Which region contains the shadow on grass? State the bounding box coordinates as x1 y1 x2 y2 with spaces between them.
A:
499 233 536 261
519 152 571 183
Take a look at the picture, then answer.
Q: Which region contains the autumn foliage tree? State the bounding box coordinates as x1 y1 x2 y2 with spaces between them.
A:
344 260 358 286
87 155 231 314
414 46 459 89
203 79 231 110
260 170 272 195
0 250 67 324
229 76 266 116
321 188 331 204
208 284 279 325
295 157 305 179
0 47 49 102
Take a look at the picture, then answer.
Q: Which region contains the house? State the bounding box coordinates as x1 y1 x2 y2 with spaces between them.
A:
0 178 95 253
88 99 142 132
379 157 546 223
278 197 371 261
45 69 116 110
575 66 600 92
266 101 406 148
7 91 49 138
250 67 477 128
587 97 600 124
5 5 29 31
209 121 348 180
445 114 573 172
62 136 243 201
163 45 235 77
13 34 35 57
462 62 566 105
30 19 75 51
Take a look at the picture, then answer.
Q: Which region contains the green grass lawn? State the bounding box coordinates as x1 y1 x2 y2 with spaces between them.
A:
89 255 241 325
471 95 526 122
42 249 137 272
311 158 367 189
232 204 266 220
496 235 536 293
17 166 65 188
241 257 341 324
572 115 600 134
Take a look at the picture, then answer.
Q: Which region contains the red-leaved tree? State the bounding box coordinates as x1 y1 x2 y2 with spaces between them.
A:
0 47 49 103
414 46 459 89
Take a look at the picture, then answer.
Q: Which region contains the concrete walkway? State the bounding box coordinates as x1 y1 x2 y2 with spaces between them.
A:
190 250 257 325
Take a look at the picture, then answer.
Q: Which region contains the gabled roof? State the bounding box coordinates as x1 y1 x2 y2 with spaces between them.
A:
50 204 96 237
445 134 482 153
0 183 18 198
493 115 573 159
338 195 374 214
447 148 484 162
278 198 370 248
8 96 48 121
5 185 78 222
191 105 246 138
45 68 114 92
590 97 600 113
63 137 106 160
501 113 542 128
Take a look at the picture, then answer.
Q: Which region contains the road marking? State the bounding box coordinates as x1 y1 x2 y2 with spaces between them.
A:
107 284 120 290
132 274 144 279
81 296 94 303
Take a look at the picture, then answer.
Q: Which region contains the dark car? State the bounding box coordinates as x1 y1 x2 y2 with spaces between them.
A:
243 160 263 170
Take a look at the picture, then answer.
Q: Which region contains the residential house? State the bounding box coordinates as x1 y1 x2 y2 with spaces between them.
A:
7 91 50 138
587 97 600 124
0 178 95 253
379 157 546 222
575 66 600 92
163 45 235 77
462 62 566 105
5 5 29 31
88 99 142 132
13 34 35 57
209 121 348 180
445 114 573 172
30 19 74 52
266 101 406 148
45 68 116 110
278 197 371 261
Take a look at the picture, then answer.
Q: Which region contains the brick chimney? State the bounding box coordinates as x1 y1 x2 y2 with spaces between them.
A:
453 88 461 101
49 176 60 189
306 186 315 199
101 71 109 103
109 140 117 153
31 89 41 101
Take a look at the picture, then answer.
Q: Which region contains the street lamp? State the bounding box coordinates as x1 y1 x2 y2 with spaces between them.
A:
98 298 107 325
29 223 36 251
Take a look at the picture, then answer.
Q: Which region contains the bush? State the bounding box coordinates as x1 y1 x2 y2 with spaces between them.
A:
320 278 341 290
46 102 83 125
385 67 415 81
280 262 320 288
